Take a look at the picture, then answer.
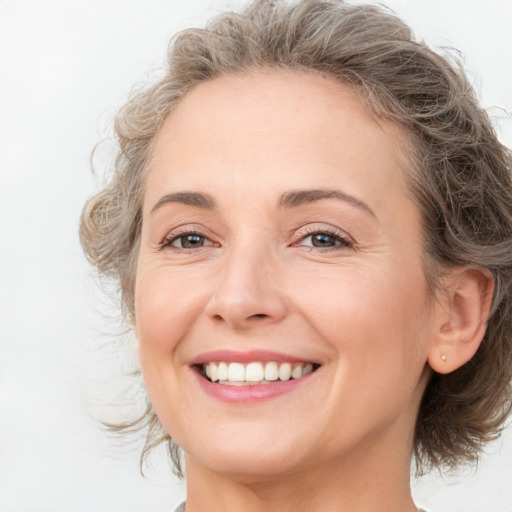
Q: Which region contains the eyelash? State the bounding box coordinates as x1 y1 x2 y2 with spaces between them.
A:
159 227 353 252
294 227 353 251
159 229 217 251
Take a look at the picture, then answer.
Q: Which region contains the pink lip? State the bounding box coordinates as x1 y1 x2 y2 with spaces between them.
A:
192 367 317 404
190 349 317 365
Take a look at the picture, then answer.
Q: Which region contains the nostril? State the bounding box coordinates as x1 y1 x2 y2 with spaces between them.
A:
250 314 268 319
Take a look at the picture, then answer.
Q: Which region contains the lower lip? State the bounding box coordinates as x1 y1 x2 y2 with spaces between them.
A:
192 368 316 404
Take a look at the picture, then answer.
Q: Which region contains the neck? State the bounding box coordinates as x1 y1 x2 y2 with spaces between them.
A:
184 436 418 512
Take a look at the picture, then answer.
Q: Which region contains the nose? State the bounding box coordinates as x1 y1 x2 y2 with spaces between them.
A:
205 243 288 330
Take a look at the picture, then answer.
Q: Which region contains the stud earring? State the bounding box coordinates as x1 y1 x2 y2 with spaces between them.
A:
441 354 447 362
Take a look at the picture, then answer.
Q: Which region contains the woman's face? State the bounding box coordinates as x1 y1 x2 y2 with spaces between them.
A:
136 70 436 480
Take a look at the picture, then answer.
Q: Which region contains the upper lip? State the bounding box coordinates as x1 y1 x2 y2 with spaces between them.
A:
190 349 321 366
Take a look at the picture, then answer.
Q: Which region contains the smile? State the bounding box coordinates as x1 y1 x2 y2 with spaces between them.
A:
202 361 317 386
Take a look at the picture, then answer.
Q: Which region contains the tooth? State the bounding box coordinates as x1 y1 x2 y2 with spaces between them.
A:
264 362 279 381
205 360 315 384
218 362 228 381
209 362 219 382
246 362 264 382
228 362 245 381
302 363 313 376
291 364 303 379
278 362 292 381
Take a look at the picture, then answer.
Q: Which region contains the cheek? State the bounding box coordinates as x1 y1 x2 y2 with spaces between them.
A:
302 264 432 422
292 260 432 366
134 264 206 355
134 266 204 431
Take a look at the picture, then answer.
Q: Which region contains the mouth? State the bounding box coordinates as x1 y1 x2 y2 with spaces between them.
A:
197 361 321 386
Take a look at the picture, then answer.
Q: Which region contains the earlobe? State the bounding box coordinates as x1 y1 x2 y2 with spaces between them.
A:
428 267 494 375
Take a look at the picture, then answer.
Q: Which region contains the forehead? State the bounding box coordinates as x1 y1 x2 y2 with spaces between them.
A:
146 70 412 214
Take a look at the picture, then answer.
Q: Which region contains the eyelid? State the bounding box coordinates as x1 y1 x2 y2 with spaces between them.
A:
291 224 355 250
294 224 354 242
158 224 220 250
156 222 354 251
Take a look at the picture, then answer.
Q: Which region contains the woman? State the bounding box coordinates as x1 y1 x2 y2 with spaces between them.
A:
80 1 512 510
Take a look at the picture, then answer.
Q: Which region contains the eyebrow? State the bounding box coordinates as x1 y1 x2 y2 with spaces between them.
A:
150 191 216 214
279 189 375 216
149 188 374 216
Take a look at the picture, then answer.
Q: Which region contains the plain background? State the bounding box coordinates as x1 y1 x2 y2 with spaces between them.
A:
1 1 511 511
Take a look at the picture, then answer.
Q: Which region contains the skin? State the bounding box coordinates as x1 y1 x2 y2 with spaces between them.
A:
135 70 451 512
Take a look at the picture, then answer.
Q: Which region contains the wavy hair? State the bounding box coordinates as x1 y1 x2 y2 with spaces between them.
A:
80 0 512 475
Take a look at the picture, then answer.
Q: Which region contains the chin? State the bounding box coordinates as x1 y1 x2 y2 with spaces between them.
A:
182 427 309 481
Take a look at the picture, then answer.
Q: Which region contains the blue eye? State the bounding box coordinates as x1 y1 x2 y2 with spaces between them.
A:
163 232 214 249
300 231 352 249
173 234 206 248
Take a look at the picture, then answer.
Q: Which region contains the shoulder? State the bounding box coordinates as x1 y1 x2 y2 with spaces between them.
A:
172 502 186 512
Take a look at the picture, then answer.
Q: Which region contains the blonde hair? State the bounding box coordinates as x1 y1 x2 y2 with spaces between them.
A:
80 0 512 475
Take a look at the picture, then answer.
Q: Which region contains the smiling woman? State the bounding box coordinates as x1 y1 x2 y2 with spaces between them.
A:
79 1 512 511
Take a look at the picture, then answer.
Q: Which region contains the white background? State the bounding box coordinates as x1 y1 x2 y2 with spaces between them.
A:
1 1 511 511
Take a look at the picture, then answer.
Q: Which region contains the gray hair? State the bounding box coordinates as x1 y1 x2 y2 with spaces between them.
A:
80 0 512 475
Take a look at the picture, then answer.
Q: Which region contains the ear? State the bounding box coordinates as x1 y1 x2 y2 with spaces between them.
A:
428 267 494 374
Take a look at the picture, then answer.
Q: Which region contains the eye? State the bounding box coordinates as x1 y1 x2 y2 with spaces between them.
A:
161 231 216 250
297 230 352 250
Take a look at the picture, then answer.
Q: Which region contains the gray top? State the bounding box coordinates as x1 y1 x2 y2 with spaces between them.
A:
172 502 428 511
172 502 186 512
